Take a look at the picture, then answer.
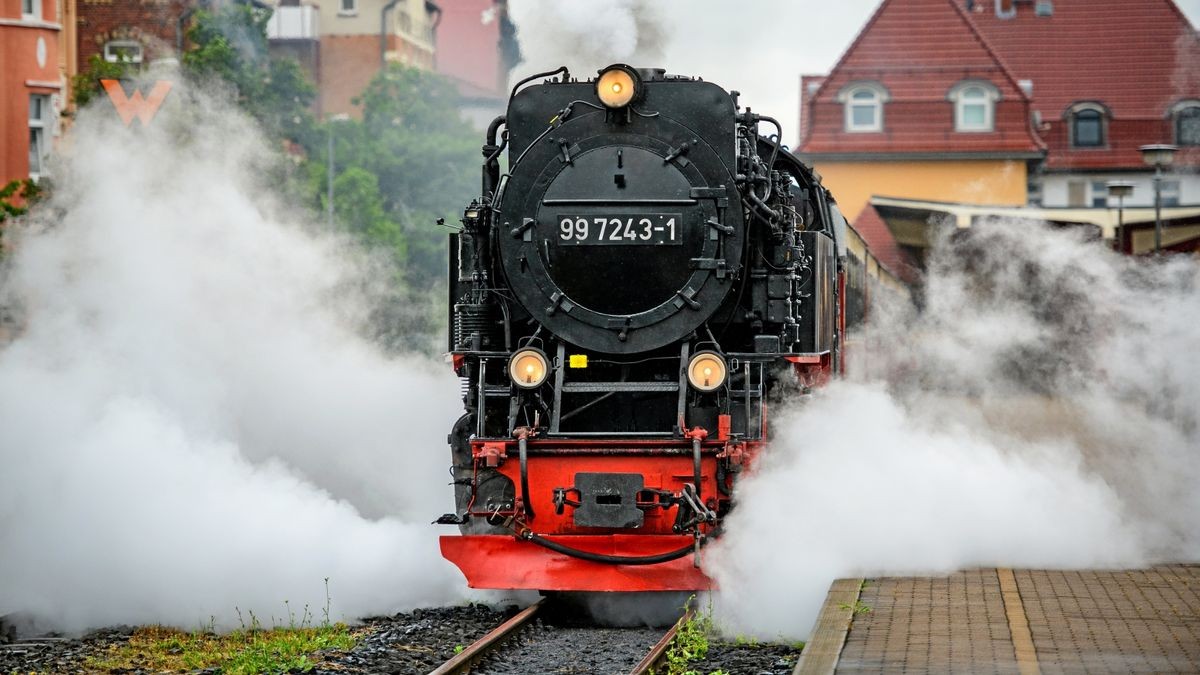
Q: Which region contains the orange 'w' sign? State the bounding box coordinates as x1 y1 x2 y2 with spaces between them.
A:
101 79 173 127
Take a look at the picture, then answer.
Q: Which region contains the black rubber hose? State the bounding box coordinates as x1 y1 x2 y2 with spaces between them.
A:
522 532 702 566
519 436 534 519
510 66 570 100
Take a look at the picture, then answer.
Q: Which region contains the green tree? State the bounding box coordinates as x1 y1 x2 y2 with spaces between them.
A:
334 64 479 286
71 55 133 108
0 179 41 223
0 179 43 255
329 167 405 259
184 4 317 144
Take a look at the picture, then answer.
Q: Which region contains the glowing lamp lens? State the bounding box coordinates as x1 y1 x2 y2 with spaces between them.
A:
687 351 727 392
596 67 637 108
509 348 550 389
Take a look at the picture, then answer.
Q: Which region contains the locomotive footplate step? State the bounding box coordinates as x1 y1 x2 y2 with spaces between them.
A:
795 566 1200 675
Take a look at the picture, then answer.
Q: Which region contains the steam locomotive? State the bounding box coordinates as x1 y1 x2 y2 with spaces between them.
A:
438 65 855 592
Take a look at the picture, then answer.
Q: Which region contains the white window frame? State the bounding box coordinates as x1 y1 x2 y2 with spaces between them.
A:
338 0 357 16
103 40 144 64
1170 100 1200 147
838 82 889 133
948 81 1000 133
22 0 42 20
1068 102 1109 148
29 94 51 180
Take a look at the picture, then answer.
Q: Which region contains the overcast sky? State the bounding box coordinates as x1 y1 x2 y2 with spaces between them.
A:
509 1 1200 147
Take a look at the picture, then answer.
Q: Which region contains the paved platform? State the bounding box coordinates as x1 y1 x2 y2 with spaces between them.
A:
795 566 1200 674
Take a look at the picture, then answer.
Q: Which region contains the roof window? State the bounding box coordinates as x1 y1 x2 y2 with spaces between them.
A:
949 81 1000 132
1171 101 1200 147
1068 103 1108 148
838 82 889 133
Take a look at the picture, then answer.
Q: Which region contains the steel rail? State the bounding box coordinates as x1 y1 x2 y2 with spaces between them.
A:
629 609 694 675
427 598 545 675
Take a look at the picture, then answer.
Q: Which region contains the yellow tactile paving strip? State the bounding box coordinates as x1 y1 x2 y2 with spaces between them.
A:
808 566 1200 674
998 567 1040 675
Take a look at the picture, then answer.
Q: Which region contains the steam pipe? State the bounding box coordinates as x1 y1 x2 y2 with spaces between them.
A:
509 66 570 101
482 115 506 197
518 433 534 519
757 115 783 200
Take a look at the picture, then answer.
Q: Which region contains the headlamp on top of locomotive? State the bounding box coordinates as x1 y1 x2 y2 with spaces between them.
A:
595 64 642 108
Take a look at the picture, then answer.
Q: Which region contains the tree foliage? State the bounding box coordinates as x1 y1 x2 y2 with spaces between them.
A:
184 5 318 144
67 3 478 331
0 179 42 223
71 55 132 108
309 64 479 287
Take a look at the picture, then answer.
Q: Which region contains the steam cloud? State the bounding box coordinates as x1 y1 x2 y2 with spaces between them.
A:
0 79 466 632
507 0 665 81
710 221 1200 639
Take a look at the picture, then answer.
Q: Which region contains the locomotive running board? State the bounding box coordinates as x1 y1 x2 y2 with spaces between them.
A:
440 535 715 592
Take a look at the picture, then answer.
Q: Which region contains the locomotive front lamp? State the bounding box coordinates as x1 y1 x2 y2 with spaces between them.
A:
687 351 728 392
509 348 550 389
596 65 640 109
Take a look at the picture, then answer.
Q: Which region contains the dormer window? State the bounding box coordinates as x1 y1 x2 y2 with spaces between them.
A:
949 81 999 132
838 82 889 133
1171 100 1200 147
1068 103 1108 148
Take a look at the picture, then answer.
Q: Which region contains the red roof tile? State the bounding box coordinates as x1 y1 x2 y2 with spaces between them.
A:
852 204 919 282
963 0 1198 119
963 0 1200 169
802 0 1200 169
800 0 1043 157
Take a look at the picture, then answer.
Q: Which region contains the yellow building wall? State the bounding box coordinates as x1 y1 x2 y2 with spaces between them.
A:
813 159 1028 222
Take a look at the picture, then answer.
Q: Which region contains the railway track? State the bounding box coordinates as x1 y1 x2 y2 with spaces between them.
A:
429 598 693 675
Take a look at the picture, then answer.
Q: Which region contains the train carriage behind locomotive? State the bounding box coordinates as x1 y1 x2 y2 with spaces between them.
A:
439 65 845 592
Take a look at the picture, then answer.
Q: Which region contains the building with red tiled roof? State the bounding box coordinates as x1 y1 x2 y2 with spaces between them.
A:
799 0 1044 222
799 0 1200 252
962 0 1199 207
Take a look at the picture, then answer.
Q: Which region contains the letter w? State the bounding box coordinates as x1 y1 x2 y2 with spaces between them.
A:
101 80 173 127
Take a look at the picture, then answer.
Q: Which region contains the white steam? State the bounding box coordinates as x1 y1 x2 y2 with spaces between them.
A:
0 80 466 632
710 220 1200 639
507 0 665 80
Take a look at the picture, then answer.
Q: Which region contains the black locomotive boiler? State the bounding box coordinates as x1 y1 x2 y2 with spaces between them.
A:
438 65 847 591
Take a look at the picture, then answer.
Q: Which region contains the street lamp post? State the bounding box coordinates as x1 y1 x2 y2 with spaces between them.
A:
326 113 351 228
1105 180 1134 252
1139 144 1177 254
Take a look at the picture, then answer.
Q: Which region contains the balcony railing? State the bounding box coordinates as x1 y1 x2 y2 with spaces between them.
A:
267 5 318 41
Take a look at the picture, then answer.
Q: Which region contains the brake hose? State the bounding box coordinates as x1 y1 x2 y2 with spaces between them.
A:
520 530 706 566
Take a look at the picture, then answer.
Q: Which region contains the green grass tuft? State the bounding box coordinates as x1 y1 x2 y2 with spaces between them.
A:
84 623 357 674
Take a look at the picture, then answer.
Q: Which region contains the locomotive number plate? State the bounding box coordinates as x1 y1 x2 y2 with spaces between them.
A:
557 214 682 246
